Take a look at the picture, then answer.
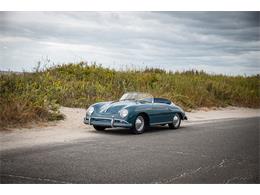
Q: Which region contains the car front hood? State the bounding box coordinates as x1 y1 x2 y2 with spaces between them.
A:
99 101 137 114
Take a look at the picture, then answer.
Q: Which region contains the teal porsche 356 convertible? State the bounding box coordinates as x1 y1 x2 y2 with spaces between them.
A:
84 92 187 134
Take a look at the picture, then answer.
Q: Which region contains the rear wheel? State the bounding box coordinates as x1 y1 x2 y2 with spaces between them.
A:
131 114 148 134
93 125 106 131
168 113 181 129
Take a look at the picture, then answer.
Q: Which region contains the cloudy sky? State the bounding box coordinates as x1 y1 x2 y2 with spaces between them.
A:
0 12 259 75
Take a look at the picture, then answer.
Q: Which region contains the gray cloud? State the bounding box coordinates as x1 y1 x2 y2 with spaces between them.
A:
0 11 259 75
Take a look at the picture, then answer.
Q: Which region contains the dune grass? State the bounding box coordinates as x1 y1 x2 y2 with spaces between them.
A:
0 62 259 128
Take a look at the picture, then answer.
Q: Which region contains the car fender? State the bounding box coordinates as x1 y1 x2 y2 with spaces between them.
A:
123 104 153 125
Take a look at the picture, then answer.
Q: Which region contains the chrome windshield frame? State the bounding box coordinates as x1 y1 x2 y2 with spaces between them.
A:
120 92 154 103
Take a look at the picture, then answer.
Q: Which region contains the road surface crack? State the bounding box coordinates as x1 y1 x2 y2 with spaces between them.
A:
225 176 252 183
0 173 71 184
154 167 203 183
154 159 231 183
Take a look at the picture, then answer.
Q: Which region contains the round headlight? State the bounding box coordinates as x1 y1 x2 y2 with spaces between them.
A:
119 109 128 118
87 106 94 115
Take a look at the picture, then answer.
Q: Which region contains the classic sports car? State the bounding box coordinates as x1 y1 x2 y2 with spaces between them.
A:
84 92 187 134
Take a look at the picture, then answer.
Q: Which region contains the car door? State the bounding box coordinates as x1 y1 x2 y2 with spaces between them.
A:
150 103 172 124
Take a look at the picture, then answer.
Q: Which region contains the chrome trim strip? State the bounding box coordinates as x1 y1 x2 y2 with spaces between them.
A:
150 121 172 125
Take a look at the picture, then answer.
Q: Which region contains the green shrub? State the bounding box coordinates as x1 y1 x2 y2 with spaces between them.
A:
0 62 259 128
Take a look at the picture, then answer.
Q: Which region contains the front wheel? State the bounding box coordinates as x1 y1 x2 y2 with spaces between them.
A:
93 125 106 131
131 114 148 134
168 113 181 129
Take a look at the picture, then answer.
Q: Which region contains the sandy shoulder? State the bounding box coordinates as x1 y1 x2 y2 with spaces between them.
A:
0 107 95 151
0 106 259 151
187 107 260 122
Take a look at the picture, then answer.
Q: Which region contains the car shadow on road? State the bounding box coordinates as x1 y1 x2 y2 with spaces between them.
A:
91 125 187 136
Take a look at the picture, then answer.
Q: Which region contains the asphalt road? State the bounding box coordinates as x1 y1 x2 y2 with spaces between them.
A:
0 117 259 184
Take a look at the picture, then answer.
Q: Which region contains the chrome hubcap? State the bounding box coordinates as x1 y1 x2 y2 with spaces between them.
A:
135 116 144 132
172 114 180 127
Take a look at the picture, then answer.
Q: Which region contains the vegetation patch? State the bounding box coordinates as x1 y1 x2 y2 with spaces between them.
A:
1 62 259 128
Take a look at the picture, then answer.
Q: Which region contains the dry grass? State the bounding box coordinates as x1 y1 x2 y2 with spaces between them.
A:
1 62 259 128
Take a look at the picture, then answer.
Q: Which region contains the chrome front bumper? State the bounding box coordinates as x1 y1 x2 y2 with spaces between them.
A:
84 116 132 128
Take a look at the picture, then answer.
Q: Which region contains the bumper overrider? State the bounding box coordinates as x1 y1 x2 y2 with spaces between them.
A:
84 115 132 128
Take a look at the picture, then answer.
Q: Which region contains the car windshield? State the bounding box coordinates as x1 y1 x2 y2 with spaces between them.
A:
120 92 154 103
